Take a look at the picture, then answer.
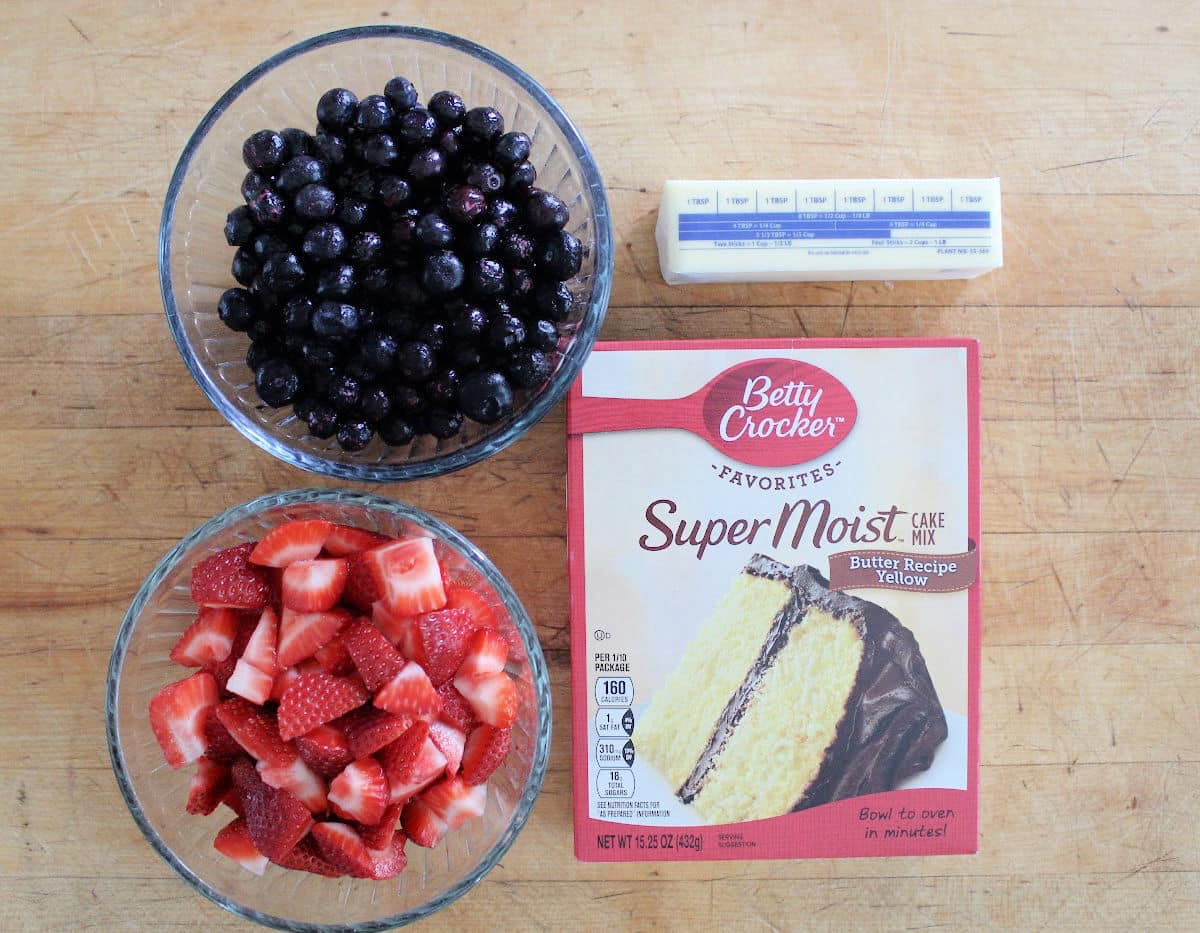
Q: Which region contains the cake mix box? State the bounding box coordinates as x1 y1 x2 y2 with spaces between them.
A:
566 338 980 860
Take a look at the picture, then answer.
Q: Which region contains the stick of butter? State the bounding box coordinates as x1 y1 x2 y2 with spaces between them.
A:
655 178 1002 284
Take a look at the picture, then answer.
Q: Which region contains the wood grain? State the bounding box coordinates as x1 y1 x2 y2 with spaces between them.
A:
2 1 1198 930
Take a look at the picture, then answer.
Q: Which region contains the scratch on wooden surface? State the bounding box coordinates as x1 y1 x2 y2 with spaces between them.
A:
1105 427 1153 506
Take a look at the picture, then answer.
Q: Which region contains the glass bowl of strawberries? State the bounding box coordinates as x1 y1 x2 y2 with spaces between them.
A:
105 488 551 930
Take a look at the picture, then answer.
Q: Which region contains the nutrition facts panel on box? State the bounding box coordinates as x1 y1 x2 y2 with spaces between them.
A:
593 674 636 799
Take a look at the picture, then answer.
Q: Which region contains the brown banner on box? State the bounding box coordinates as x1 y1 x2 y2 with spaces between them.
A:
828 542 978 593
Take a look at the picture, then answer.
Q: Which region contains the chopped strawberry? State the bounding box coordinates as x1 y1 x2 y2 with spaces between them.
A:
400 797 446 849
203 708 245 761
282 558 349 612
421 776 487 830
377 720 428 786
343 552 386 612
362 538 446 616
220 784 246 817
374 662 442 720
294 725 353 780
338 706 414 758
357 801 402 850
277 607 351 668
364 834 408 880
257 756 328 814
226 658 275 705
407 608 479 686
460 725 511 785
205 614 257 694
233 758 314 861
186 756 232 815
436 684 479 733
312 633 355 676
443 584 499 630
274 835 344 877
428 721 466 776
323 524 391 557
169 607 240 667
249 519 333 568
149 671 219 768
370 599 413 645
454 626 508 680
381 725 448 804
214 698 296 766
190 542 273 610
328 757 389 825
452 672 518 729
341 619 406 691
310 821 375 879
277 672 369 741
241 607 279 676
213 816 268 875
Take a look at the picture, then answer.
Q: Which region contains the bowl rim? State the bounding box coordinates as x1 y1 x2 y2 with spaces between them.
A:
106 488 552 931
159 24 614 482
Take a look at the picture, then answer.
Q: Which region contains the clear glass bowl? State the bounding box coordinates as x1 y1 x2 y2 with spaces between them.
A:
160 26 613 480
106 489 551 930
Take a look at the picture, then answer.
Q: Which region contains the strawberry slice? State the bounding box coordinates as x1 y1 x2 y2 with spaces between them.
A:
428 721 466 777
257 755 328 814
381 723 448 804
249 519 333 568
400 797 446 849
232 758 314 861
190 542 273 609
149 671 219 768
170 607 241 667
364 834 408 880
213 816 268 875
323 524 391 557
220 785 246 817
460 725 511 785
452 672 518 729
357 801 402 850
344 552 386 612
341 619 406 691
241 606 279 676
310 822 375 879
338 706 414 758
436 684 479 733
407 608 479 687
277 672 369 741
282 558 349 612
363 538 446 616
205 614 257 694
294 723 355 779
203 707 245 761
312 633 355 676
443 584 499 630
274 835 344 877
186 756 232 815
374 662 442 719
214 697 296 766
370 599 412 644
421 775 487 830
454 626 508 680
226 659 275 705
328 757 389 825
278 607 351 668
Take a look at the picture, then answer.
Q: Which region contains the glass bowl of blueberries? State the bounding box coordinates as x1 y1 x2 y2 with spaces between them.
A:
160 26 613 480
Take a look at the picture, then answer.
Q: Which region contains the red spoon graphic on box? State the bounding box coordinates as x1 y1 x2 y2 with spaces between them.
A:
568 358 857 468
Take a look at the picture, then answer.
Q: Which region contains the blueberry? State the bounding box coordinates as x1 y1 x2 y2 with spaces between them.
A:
253 233 290 261
255 358 301 407
447 304 489 340
506 160 537 194
396 341 437 383
458 371 513 424
260 252 306 293
417 319 447 352
426 408 464 438
378 174 411 208
249 187 287 226
361 133 398 168
277 155 326 194
302 223 347 261
499 231 535 264
317 88 359 130
436 126 464 159
464 222 500 256
339 168 376 201
390 213 419 248
485 313 527 353
359 265 392 296
230 248 259 286
390 384 427 415
396 107 437 145
525 189 569 231
463 107 504 144
316 262 356 299
312 301 362 341
507 348 553 388
390 272 428 309
294 183 336 220
337 197 371 228
533 280 573 321
493 131 532 166
415 213 455 249
218 287 257 331
282 295 315 332
307 366 338 399
448 343 484 371
470 257 507 296
280 127 313 159
358 385 392 422
300 340 339 370
282 332 307 360
379 416 415 446
312 129 347 167
385 307 420 339
336 419 374 452
248 317 277 343
384 76 418 112
425 368 461 407
305 403 340 438
356 329 398 373
422 250 464 295
443 185 487 223
242 171 268 202
537 230 583 279
246 338 279 371
509 267 536 300
224 206 257 246
427 90 467 127
242 130 286 172
349 231 384 264
355 95 395 132
407 147 445 183
528 318 559 352
464 161 504 195
326 371 362 411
